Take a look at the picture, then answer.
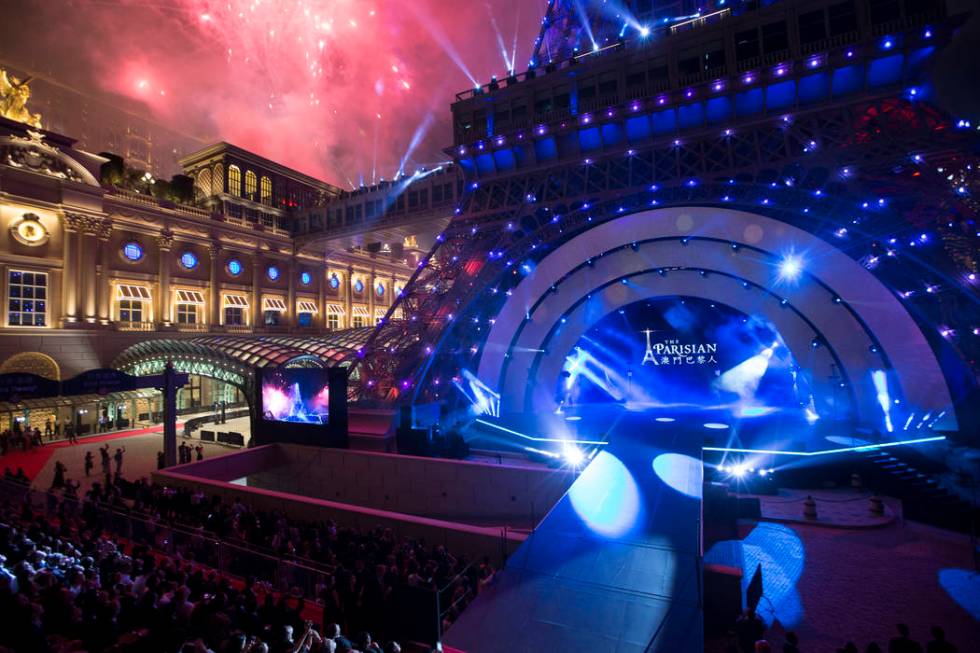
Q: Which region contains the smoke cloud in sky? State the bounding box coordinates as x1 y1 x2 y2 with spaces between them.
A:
0 0 542 185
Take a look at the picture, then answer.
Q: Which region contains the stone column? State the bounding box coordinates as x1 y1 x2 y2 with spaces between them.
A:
96 219 112 325
79 222 99 325
158 230 174 327
317 270 327 330
61 214 80 324
209 243 222 327
286 257 296 328
345 265 354 329
251 252 262 328
367 269 376 326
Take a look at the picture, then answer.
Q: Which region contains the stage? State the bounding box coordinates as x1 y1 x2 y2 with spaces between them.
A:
445 410 704 652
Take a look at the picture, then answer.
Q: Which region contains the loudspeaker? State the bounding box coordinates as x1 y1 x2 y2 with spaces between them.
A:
328 367 349 447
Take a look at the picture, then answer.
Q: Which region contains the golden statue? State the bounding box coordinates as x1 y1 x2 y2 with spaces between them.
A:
0 69 43 129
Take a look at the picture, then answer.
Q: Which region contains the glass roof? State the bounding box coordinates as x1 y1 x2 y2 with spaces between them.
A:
111 328 380 388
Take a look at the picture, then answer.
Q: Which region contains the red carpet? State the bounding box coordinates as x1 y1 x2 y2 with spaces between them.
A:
1 423 183 481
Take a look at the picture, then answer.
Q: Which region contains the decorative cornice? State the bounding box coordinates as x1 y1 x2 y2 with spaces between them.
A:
63 212 107 235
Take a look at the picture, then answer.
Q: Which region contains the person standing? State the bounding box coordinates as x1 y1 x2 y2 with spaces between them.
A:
44 417 53 438
84 451 94 477
113 446 126 474
99 444 111 475
195 444 204 461
51 460 66 489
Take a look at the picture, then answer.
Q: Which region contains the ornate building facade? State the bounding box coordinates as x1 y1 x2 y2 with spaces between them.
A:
0 107 431 430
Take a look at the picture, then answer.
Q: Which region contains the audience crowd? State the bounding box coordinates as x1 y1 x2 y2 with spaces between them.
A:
731 609 960 653
0 468 495 653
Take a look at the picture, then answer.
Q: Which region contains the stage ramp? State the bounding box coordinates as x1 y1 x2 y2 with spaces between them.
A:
444 414 704 652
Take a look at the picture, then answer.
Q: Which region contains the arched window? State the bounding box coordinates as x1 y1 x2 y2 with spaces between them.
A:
245 170 257 199
212 164 224 194
260 176 273 205
227 165 242 197
195 168 212 198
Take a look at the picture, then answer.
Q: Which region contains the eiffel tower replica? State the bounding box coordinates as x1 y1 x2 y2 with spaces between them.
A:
353 0 979 437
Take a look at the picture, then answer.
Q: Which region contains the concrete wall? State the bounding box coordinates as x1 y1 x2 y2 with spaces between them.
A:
153 445 559 565
170 443 575 528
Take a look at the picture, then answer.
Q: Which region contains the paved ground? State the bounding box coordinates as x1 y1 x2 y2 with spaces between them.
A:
29 432 236 493
707 518 979 652
752 488 898 528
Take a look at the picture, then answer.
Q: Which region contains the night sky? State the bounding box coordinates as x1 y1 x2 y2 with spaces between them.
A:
0 0 543 184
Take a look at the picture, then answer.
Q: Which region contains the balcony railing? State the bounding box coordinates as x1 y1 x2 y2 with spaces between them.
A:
174 322 209 333
115 320 155 332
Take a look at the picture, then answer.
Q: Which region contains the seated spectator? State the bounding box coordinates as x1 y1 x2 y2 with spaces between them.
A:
890 623 924 653
926 626 957 653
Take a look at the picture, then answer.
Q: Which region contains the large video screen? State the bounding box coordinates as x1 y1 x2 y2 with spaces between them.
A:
558 297 813 417
260 368 331 425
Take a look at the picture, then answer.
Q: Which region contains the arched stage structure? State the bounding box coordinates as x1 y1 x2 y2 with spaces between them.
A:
476 207 954 430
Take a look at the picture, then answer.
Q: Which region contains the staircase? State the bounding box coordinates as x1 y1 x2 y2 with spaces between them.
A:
860 448 979 535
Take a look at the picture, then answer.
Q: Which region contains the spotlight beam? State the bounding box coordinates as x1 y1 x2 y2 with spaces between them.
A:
475 418 608 446
703 435 946 457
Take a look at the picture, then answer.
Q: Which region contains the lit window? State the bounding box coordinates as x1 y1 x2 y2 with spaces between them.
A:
300 271 312 285
118 299 144 323
260 176 273 205
267 265 280 281
354 279 364 293
228 165 242 197
353 315 365 328
122 242 144 262
180 251 199 269
195 168 212 197
177 304 198 324
245 170 257 198
329 274 340 289
227 259 243 276
8 270 47 327
224 306 245 325
376 282 385 297
212 164 224 194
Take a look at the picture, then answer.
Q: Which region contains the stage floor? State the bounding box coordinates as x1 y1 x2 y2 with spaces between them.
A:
445 411 704 652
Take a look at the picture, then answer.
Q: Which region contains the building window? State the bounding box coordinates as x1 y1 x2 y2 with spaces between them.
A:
116 284 151 323
180 251 199 270
326 304 344 330
352 315 365 328
195 168 212 198
329 274 340 289
245 170 257 199
222 294 249 326
228 165 242 197
8 270 47 327
118 299 144 323
354 278 364 293
212 164 224 194
297 300 317 327
177 303 198 324
267 265 280 281
260 176 273 205
224 306 245 325
376 282 385 298
227 259 243 276
122 241 144 262
300 271 312 286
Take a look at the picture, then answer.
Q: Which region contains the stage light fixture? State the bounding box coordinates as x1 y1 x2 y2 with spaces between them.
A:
777 254 804 282
564 445 586 466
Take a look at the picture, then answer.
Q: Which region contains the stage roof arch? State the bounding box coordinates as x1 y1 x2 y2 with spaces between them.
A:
112 328 376 391
476 207 956 431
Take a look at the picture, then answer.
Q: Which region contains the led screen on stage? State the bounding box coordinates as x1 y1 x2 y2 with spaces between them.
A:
260 368 331 425
558 297 812 416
